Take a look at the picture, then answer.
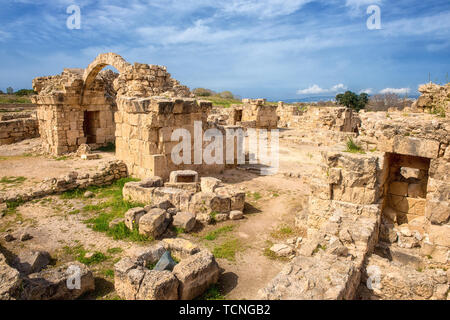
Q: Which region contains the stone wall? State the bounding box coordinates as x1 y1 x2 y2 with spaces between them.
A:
277 102 302 128
0 160 128 204
260 151 387 300
32 68 117 154
0 112 39 145
412 82 450 115
227 99 278 129
115 96 230 180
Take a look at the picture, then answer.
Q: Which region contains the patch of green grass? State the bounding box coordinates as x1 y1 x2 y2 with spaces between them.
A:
97 142 116 152
213 239 241 261
204 225 234 241
5 198 24 214
247 192 262 201
106 221 152 243
102 269 114 278
68 209 80 215
106 247 123 255
344 137 365 154
172 226 185 235
54 156 69 161
63 245 108 265
209 211 218 223
0 176 27 185
270 226 294 240
203 96 243 108
0 95 32 104
198 285 225 300
312 244 327 255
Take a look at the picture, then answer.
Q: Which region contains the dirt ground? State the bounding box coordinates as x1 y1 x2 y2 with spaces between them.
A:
0 131 343 300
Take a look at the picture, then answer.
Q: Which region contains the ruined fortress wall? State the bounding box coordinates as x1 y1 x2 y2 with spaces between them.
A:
0 113 39 145
115 96 227 180
412 83 450 114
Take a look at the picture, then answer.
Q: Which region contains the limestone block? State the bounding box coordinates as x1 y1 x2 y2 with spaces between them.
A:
172 212 196 232
200 177 222 193
139 208 171 238
392 136 440 159
135 270 179 300
389 182 408 197
408 183 426 198
124 207 147 231
172 250 220 300
426 200 450 225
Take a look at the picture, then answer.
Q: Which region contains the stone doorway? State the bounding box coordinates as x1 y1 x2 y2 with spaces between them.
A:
83 111 100 144
384 153 431 225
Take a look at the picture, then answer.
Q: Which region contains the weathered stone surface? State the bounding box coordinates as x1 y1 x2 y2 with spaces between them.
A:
0 252 21 300
22 262 95 300
173 250 220 300
124 207 146 231
139 208 171 238
230 210 244 220
270 244 294 257
426 200 450 225
200 177 222 193
16 250 51 275
172 212 196 232
135 270 179 300
162 238 200 260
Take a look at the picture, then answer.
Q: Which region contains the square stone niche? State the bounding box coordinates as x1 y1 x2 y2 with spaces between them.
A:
384 153 431 225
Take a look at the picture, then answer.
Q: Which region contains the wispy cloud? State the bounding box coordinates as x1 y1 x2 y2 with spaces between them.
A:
379 88 410 95
297 83 347 95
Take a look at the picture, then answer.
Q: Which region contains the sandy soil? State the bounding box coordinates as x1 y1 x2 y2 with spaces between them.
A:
0 133 333 300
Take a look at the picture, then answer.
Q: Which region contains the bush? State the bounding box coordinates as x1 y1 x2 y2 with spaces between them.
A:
218 91 234 99
193 88 215 97
14 89 36 96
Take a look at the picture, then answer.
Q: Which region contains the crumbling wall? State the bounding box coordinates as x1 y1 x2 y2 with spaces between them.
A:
277 102 302 128
115 96 228 180
412 82 450 115
0 113 39 145
228 99 278 129
32 68 117 154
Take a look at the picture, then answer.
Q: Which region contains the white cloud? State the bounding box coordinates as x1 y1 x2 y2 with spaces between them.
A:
379 88 410 95
297 83 347 95
221 0 312 18
359 88 373 94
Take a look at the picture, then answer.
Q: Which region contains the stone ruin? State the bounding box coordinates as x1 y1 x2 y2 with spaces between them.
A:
0 111 39 146
114 238 220 300
260 98 449 300
31 53 248 180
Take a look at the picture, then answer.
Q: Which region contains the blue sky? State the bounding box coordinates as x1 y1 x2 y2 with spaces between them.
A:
0 0 449 100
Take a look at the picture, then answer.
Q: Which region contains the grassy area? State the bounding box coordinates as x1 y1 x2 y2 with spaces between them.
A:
263 240 290 262
270 225 294 240
204 225 234 241
0 176 27 187
202 95 243 108
213 239 241 261
0 95 32 104
61 178 152 243
198 285 225 300
344 137 365 154
63 244 109 265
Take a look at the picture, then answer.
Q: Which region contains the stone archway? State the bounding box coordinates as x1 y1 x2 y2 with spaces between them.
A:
83 53 131 89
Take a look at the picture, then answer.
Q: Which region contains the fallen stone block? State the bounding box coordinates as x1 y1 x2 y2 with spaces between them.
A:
21 262 95 300
16 250 51 275
124 207 146 231
139 208 171 238
173 212 196 232
173 250 220 300
154 251 177 272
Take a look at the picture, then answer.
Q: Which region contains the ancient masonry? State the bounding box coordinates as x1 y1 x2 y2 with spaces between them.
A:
31 53 244 180
0 112 39 146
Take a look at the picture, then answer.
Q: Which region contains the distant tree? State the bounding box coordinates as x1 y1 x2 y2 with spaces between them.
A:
335 91 368 112
14 89 36 96
6 87 13 94
219 91 235 99
0 89 4 95
193 88 215 97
